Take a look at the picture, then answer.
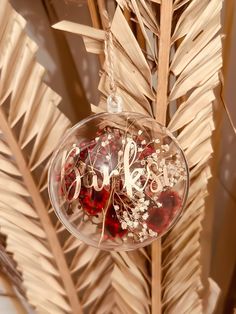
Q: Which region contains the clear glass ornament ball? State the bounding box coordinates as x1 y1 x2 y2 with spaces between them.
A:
48 112 189 251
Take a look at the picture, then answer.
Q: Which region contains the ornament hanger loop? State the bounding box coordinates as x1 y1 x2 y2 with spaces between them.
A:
104 27 123 113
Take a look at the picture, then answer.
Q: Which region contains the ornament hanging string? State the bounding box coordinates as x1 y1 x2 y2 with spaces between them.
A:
104 27 123 113
104 30 116 96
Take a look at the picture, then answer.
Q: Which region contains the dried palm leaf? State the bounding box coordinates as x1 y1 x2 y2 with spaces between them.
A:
0 6 74 314
0 1 98 313
0 273 29 314
163 0 222 312
0 235 25 296
0 5 148 314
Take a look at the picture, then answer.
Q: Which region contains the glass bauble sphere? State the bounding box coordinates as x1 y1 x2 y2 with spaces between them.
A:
48 112 189 251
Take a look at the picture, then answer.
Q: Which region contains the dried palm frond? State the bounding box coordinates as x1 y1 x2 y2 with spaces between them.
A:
0 1 88 313
53 6 155 313
0 2 150 314
54 0 223 313
0 234 24 296
0 273 30 314
0 4 74 314
163 1 222 312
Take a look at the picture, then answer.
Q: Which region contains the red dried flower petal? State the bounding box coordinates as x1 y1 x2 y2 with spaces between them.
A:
105 206 127 238
146 206 169 233
139 144 155 159
147 190 182 234
159 190 182 217
79 187 110 215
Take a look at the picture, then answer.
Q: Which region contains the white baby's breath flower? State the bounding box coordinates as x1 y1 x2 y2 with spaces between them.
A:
143 203 148 209
134 213 140 220
141 140 146 145
107 134 112 140
162 144 169 152
106 155 111 160
127 221 133 227
101 142 106 147
121 222 127 229
157 202 162 208
133 221 139 228
139 206 145 212
95 137 99 142
142 213 149 220
136 191 144 198
138 130 143 135
155 139 160 143
143 223 147 229
160 159 165 166
149 229 157 237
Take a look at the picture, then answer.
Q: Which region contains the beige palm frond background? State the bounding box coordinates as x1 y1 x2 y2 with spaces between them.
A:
0 0 235 314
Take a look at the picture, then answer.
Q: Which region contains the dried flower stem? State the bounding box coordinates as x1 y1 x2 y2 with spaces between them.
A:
0 108 82 313
98 178 116 247
153 1 173 313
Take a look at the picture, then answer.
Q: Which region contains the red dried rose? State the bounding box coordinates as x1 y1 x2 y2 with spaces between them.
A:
146 206 170 234
105 205 127 238
147 190 182 234
79 187 110 216
158 190 182 218
79 140 96 162
139 144 155 159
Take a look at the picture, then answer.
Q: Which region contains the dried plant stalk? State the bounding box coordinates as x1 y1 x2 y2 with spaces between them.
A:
0 236 24 296
0 1 85 313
